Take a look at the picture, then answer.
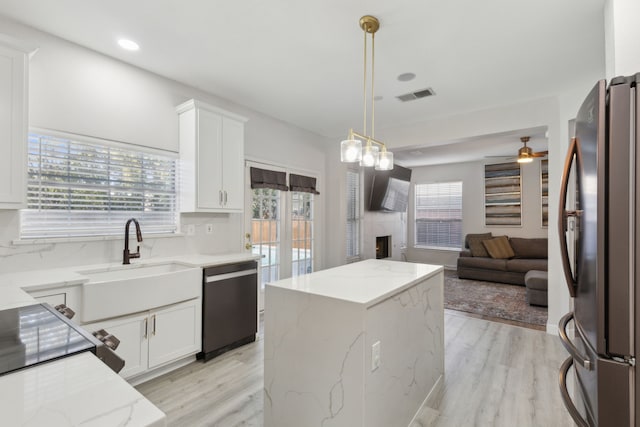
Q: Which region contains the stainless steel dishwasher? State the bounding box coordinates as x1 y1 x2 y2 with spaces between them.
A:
199 261 258 361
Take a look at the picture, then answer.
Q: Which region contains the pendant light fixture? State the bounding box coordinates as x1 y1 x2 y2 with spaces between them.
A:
340 15 393 170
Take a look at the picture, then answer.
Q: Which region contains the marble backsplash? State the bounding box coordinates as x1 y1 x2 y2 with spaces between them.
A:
0 210 244 273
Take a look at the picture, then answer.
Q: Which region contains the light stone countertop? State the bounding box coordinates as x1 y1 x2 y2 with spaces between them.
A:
0 352 166 427
0 251 259 427
267 258 443 307
0 252 261 297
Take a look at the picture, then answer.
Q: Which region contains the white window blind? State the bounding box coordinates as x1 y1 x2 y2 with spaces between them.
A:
21 132 178 239
346 169 361 259
415 181 463 249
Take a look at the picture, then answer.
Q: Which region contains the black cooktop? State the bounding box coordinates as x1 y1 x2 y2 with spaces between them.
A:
0 303 99 376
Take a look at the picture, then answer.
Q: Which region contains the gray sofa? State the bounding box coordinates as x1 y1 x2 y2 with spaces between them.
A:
456 234 548 286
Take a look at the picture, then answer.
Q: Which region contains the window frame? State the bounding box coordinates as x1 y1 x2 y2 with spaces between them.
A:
345 168 362 262
20 128 178 240
414 181 463 251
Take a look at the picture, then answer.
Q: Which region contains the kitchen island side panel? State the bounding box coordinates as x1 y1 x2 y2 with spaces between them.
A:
264 261 444 427
364 271 444 427
264 285 366 427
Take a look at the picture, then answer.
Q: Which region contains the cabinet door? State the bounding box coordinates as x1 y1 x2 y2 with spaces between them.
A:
83 313 149 379
221 117 245 211
148 298 201 369
196 108 223 209
0 42 27 208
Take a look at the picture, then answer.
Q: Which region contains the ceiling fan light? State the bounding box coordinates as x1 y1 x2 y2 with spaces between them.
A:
517 145 533 163
517 156 533 163
341 138 362 163
376 151 394 170
360 144 379 167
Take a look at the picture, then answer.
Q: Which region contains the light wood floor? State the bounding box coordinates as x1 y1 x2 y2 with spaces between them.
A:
136 310 574 427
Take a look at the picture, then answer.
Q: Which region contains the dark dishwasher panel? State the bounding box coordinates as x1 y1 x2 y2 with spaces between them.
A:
199 261 258 362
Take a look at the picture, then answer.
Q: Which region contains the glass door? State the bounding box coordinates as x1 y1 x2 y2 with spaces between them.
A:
252 188 282 284
245 163 316 309
291 191 313 277
245 163 284 311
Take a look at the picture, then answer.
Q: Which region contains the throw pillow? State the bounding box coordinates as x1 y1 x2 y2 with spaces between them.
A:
468 236 491 257
482 236 515 259
464 232 492 249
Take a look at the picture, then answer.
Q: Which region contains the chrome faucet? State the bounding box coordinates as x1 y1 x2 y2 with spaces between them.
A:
123 218 143 265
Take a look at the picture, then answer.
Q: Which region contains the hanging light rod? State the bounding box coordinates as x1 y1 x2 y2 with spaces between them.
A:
340 15 394 171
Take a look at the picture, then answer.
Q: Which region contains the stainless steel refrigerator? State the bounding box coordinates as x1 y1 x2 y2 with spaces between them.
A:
558 73 640 426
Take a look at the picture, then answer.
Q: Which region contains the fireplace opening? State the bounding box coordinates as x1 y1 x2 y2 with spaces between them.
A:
376 235 391 259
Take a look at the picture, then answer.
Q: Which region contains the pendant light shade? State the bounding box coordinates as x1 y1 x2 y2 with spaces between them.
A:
360 143 379 167
341 138 362 163
376 151 394 170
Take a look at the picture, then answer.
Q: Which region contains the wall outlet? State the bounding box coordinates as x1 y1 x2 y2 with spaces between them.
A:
206 224 213 234
186 224 195 236
371 341 381 372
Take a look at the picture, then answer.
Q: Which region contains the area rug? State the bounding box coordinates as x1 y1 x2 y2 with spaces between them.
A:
444 270 547 327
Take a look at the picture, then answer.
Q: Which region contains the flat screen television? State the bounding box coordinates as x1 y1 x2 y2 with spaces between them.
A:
365 164 412 212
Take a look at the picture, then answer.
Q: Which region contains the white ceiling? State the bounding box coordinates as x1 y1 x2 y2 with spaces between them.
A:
393 127 549 167
0 0 605 164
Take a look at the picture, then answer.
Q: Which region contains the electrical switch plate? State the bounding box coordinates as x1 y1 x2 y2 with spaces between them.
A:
186 224 195 236
371 340 381 371
206 224 213 234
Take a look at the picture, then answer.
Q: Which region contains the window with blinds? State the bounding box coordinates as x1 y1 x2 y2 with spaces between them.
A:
21 132 178 239
415 181 463 249
346 169 361 260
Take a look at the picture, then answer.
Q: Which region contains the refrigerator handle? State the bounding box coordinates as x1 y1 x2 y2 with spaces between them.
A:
559 356 590 427
558 137 580 297
558 312 592 370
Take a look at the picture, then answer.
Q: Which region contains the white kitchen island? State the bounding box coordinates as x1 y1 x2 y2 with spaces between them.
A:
264 259 444 427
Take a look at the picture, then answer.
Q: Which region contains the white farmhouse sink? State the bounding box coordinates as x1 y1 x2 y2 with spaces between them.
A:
79 262 201 323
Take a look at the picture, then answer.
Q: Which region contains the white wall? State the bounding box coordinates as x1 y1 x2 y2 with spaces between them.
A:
0 16 327 273
407 158 548 268
605 0 640 78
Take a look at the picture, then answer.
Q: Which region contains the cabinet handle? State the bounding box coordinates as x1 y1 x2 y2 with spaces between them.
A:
152 314 157 336
224 191 228 205
219 190 223 206
144 318 148 339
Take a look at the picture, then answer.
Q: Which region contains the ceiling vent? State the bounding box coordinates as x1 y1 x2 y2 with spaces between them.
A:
397 87 436 102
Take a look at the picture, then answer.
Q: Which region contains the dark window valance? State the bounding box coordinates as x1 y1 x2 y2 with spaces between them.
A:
289 174 320 195
250 167 288 191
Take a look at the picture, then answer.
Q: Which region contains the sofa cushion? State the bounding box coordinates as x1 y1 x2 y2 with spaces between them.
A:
457 256 508 271
464 233 492 249
524 270 548 291
482 236 515 259
468 236 492 257
507 258 548 273
509 237 548 259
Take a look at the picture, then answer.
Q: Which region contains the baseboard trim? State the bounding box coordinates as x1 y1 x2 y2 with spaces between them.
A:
126 354 197 386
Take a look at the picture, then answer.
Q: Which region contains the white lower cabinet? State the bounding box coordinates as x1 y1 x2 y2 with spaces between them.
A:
148 299 201 369
83 298 201 379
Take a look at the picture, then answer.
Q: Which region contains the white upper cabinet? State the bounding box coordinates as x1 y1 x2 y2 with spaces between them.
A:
0 36 35 209
177 99 248 212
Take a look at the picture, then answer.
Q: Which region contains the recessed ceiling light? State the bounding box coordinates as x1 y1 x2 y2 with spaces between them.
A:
118 39 139 51
397 72 416 82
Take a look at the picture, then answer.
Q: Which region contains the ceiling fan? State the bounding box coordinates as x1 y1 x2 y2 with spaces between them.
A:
486 136 548 163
